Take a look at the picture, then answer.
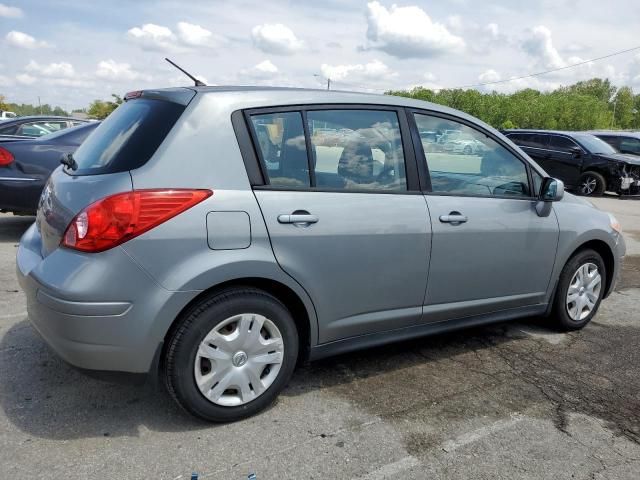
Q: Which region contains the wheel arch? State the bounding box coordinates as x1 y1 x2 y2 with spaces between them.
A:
567 239 616 298
161 276 316 372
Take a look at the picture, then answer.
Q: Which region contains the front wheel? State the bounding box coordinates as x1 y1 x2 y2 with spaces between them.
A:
550 249 606 331
165 288 298 422
579 172 606 196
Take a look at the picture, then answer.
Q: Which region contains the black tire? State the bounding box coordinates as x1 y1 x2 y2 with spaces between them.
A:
579 172 606 196
165 287 298 422
550 249 606 331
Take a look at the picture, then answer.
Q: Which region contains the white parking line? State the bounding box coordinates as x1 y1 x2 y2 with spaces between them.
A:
441 413 525 452
356 456 421 480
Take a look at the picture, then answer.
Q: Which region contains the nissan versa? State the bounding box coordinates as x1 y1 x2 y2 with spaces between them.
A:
16 87 626 422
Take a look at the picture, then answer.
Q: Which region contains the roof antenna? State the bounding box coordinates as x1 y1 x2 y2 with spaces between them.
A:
165 58 207 86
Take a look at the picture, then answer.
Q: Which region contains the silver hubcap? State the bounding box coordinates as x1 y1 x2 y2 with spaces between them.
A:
194 313 284 407
566 263 602 321
581 177 597 195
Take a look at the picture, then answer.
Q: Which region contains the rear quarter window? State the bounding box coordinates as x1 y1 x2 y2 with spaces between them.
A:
71 98 185 175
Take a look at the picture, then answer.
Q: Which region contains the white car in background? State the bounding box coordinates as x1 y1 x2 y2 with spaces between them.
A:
0 110 17 121
439 132 487 155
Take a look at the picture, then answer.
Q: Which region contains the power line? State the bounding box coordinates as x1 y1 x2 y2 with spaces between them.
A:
451 45 640 90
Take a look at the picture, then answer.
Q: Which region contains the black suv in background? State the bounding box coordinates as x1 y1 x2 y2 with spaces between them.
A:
590 131 640 157
505 129 640 196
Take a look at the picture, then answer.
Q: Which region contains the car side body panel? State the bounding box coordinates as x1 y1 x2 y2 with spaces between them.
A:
15 88 625 377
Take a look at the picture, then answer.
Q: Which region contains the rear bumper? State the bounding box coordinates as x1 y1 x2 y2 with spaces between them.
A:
16 223 197 374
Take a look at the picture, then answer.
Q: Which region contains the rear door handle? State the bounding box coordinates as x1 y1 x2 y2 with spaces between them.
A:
278 214 319 225
439 213 468 224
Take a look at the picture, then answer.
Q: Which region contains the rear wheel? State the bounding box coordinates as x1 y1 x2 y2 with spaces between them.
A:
165 288 298 422
550 249 605 331
579 172 606 196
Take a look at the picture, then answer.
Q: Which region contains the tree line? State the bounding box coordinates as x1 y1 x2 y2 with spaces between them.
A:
0 94 69 117
387 78 640 131
0 94 122 120
3 78 639 127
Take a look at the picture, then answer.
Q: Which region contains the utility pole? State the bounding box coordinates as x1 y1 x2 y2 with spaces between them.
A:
38 96 42 114
314 74 331 90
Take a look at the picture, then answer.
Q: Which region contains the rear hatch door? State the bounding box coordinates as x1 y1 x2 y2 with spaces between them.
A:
36 88 195 257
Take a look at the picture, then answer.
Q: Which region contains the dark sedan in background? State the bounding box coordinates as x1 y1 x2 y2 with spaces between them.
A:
505 129 640 196
0 122 99 214
0 116 89 140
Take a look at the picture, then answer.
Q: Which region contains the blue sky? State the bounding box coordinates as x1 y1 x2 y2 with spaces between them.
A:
1 0 639 110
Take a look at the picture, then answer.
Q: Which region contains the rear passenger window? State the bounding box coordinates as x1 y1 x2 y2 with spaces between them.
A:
550 136 579 152
307 110 406 191
250 112 310 188
620 138 640 154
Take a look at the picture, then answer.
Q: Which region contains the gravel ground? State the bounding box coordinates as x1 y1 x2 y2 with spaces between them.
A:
1 196 639 480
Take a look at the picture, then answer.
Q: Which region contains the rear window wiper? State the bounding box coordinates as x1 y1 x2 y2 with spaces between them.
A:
60 152 78 171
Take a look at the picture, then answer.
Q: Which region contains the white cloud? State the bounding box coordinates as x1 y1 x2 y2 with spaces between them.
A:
521 25 565 69
26 60 75 78
0 3 22 18
320 59 397 86
95 59 149 82
365 1 465 58
478 69 501 83
424 72 437 82
254 60 278 74
485 23 500 39
251 23 304 55
6 31 49 49
0 74 14 87
127 23 176 51
176 22 225 48
240 60 280 81
127 22 225 52
15 73 36 85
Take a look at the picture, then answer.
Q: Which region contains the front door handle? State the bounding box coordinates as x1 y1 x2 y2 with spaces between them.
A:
439 212 468 224
278 213 319 225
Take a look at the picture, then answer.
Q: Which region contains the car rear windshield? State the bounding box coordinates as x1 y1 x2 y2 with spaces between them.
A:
70 98 186 175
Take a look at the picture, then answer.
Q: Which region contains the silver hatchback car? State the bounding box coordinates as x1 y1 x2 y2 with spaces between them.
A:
17 87 625 421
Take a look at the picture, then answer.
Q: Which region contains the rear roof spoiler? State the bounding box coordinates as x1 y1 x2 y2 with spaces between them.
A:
124 88 196 106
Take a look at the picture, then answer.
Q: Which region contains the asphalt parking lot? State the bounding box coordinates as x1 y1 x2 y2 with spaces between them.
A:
1 197 639 480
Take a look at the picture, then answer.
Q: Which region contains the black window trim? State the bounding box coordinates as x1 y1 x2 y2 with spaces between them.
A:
408 108 539 200
233 103 422 194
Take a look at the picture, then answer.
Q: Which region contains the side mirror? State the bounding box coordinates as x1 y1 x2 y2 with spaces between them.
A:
570 146 582 157
539 177 564 202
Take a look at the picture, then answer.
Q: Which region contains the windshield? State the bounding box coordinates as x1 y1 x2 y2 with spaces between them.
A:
573 134 617 154
71 98 185 175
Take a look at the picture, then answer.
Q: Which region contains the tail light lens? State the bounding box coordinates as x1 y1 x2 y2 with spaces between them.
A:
0 147 14 166
62 189 212 253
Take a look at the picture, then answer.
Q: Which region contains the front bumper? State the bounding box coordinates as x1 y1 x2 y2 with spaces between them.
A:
606 232 626 297
16 223 196 374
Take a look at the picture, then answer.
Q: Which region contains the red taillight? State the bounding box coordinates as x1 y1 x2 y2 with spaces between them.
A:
61 189 212 253
0 147 14 166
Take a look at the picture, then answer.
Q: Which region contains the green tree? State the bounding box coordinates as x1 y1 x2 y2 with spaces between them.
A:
87 94 123 120
387 77 628 131
561 78 616 104
612 87 635 129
